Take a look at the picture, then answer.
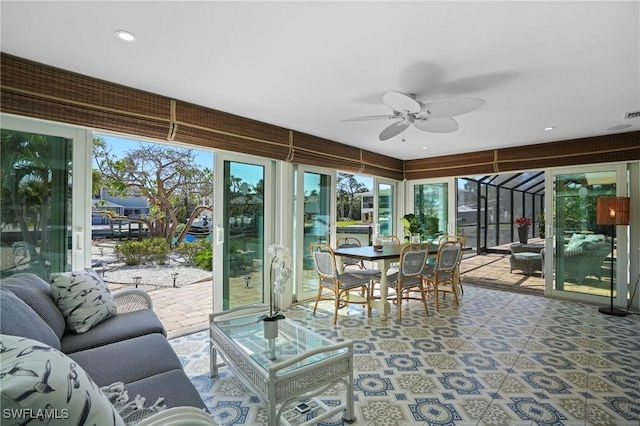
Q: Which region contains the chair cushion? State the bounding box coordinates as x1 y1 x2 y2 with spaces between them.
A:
0 334 124 426
50 269 117 334
513 252 541 260
0 288 61 350
0 273 67 339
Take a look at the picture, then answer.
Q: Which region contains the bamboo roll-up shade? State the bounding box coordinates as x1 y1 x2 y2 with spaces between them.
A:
496 133 640 172
360 151 405 181
175 125 291 160
404 132 640 179
290 131 362 168
288 132 406 179
1 54 173 140
1 90 172 140
174 101 290 156
404 150 496 179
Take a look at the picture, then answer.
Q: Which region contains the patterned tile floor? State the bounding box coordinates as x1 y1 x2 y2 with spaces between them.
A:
169 285 640 426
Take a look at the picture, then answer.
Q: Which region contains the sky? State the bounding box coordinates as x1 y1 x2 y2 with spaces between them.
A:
95 134 214 171
94 133 372 189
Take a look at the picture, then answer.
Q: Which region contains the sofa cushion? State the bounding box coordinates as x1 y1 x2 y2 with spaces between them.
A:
67 334 184 387
124 369 208 410
50 269 117 334
0 288 61 350
0 334 124 426
61 309 166 354
0 273 66 339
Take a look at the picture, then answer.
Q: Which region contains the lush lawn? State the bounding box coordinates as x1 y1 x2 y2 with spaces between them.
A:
337 220 361 227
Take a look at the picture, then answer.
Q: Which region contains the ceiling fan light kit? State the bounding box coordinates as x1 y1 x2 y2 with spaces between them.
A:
344 91 485 141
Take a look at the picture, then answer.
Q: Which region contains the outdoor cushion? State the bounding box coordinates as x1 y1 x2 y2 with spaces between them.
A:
68 334 184 387
50 269 117 334
0 288 61 350
0 334 124 426
61 309 166 354
0 273 67 339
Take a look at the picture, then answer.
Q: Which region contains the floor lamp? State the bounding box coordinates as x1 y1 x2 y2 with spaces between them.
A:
596 196 630 317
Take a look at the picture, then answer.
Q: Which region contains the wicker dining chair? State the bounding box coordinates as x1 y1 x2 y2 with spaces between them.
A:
310 243 373 324
372 243 430 321
436 235 466 294
423 240 464 311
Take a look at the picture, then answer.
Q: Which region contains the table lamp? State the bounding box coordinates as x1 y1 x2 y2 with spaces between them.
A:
596 196 630 317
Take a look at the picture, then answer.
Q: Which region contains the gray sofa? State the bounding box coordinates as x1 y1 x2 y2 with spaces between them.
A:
1 273 215 425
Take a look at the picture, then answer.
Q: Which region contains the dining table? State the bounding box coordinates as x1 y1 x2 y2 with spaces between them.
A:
332 244 412 321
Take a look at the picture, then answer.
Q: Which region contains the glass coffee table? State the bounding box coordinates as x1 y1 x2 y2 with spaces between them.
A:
209 304 355 426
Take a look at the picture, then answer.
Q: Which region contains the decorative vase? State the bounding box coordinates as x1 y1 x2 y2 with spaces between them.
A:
263 318 279 339
518 226 529 244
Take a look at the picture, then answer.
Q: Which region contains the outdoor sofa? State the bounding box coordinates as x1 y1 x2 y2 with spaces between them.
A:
0 272 216 425
541 233 611 284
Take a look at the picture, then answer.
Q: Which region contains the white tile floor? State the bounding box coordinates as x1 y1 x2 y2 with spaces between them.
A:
170 285 640 426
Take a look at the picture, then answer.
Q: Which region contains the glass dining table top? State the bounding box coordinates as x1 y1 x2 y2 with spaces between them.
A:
212 312 347 375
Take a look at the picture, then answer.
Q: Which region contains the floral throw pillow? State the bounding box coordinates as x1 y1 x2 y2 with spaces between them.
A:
0 334 124 426
50 269 117 334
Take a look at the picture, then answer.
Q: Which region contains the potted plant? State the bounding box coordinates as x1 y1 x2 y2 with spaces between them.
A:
515 217 533 244
260 244 291 339
401 214 420 242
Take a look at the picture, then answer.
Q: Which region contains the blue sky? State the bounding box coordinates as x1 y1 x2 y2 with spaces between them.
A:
95 134 214 170
94 133 371 189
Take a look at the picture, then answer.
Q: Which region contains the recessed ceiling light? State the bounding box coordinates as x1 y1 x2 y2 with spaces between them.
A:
115 30 137 42
544 126 555 131
422 146 429 150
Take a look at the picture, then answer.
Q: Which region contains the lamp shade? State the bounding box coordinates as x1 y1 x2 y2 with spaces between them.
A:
596 197 630 226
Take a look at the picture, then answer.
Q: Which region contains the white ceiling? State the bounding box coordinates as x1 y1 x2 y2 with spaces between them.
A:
1 1 639 161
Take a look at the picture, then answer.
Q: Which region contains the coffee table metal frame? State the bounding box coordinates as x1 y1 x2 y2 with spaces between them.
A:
209 304 355 426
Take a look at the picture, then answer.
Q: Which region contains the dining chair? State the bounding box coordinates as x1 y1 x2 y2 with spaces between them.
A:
423 240 464 311
310 243 373 324
382 235 401 245
372 243 429 321
336 237 368 270
436 235 466 294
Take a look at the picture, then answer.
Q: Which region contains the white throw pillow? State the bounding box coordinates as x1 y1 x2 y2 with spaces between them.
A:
0 334 124 426
50 269 117 334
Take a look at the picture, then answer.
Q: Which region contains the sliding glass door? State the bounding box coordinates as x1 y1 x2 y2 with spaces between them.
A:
547 164 628 307
409 179 453 244
213 153 272 311
295 166 334 302
1 115 90 279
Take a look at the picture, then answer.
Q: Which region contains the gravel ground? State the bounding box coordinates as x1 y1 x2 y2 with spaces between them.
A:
92 243 211 289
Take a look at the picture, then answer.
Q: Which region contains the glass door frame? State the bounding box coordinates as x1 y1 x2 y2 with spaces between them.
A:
544 163 629 307
294 164 336 302
405 177 456 242
374 178 400 239
212 152 276 313
1 114 92 271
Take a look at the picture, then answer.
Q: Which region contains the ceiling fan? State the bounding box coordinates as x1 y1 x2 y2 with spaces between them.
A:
343 91 485 141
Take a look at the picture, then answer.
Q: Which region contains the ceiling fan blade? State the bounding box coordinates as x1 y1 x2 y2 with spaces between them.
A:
382 91 421 114
379 121 411 141
414 117 459 133
341 115 398 122
420 97 485 118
